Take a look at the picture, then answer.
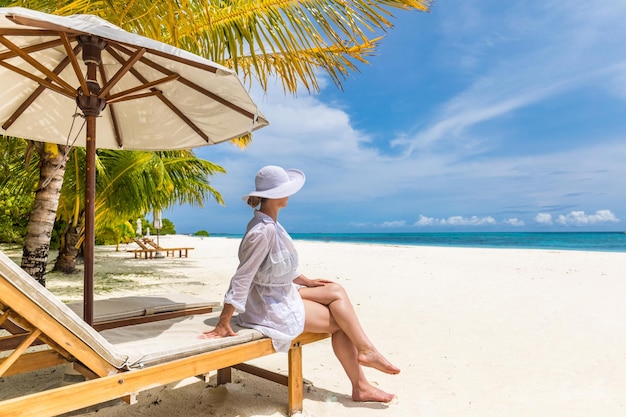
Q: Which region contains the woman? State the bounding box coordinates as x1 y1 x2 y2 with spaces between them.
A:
201 165 399 402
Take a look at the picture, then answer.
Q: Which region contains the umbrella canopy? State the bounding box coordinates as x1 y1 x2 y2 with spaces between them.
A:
0 7 269 324
0 7 268 148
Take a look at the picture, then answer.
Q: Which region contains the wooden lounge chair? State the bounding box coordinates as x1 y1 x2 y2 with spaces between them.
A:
128 238 194 258
0 251 329 416
126 238 158 259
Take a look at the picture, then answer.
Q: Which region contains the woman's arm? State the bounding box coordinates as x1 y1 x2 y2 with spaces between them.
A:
199 303 237 338
201 227 272 339
224 229 271 312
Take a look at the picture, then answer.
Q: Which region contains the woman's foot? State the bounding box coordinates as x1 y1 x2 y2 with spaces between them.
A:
358 350 400 374
352 383 396 402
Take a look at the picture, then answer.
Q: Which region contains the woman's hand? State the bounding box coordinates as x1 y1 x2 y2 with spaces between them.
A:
307 278 332 287
198 303 237 339
199 320 236 339
294 274 333 287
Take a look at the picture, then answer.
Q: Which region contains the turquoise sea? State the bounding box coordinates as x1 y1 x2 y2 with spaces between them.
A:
211 232 626 253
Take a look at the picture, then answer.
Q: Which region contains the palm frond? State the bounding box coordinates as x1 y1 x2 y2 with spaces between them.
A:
179 0 432 92
13 0 431 93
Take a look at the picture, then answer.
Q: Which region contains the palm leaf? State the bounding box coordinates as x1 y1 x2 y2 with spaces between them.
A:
12 0 432 93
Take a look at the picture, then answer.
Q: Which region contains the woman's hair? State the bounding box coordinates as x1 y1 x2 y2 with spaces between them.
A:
247 196 264 208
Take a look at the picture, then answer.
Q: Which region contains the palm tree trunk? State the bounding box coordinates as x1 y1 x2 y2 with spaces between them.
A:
21 143 70 286
53 220 81 274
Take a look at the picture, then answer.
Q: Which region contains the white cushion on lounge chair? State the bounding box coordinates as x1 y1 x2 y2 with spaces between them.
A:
67 294 220 322
100 313 264 367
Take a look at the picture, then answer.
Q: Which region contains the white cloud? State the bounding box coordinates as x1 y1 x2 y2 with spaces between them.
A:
415 215 436 226
377 211 618 230
444 216 497 226
534 210 620 227
414 215 497 227
555 210 619 226
535 213 553 225
504 218 525 227
380 220 407 228
392 82 562 156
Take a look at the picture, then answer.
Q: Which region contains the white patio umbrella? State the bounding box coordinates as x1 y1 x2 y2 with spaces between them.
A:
0 7 269 324
153 209 163 258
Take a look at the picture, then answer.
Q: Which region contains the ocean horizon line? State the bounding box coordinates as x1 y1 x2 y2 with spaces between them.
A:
202 231 626 253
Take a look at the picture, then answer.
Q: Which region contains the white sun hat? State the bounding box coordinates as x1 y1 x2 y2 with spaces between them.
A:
242 165 305 201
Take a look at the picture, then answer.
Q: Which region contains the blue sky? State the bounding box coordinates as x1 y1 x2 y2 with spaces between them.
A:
168 0 626 234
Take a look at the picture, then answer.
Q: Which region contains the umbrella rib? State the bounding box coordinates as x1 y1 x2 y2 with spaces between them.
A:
106 46 209 142
6 14 84 35
2 45 80 130
97 63 123 148
0 59 74 101
110 43 257 120
0 34 76 95
0 28 61 37
60 32 90 96
138 47 219 75
0 36 71 61
154 91 210 142
177 76 255 120
98 47 146 99
106 74 179 102
108 91 161 103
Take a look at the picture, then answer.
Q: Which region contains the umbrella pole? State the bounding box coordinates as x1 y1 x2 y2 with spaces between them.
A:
83 116 96 325
77 35 107 326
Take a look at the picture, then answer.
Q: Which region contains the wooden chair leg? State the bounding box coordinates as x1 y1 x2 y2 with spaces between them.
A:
217 367 232 385
288 342 303 415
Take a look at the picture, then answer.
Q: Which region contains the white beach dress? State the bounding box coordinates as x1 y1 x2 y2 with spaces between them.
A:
223 210 305 352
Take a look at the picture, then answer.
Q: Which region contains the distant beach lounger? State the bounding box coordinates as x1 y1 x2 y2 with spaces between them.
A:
0 251 329 416
127 238 194 258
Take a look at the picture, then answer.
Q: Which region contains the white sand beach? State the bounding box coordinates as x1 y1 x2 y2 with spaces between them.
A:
2 235 625 417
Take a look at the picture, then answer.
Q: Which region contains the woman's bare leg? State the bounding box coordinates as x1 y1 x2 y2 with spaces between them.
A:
300 283 400 375
303 299 395 402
